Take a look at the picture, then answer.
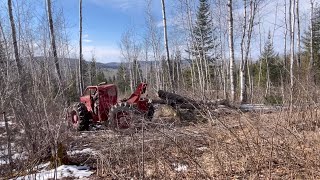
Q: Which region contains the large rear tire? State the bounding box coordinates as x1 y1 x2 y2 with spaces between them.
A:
70 102 90 131
109 103 133 130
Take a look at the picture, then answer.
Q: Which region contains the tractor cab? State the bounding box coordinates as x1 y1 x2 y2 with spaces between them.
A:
80 83 118 122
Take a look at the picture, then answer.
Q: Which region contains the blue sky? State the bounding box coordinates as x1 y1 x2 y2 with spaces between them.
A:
57 0 312 64
0 0 314 63
57 0 164 63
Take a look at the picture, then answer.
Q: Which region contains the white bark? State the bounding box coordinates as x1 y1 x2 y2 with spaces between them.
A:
161 0 174 91
240 0 247 103
290 0 296 108
227 0 235 102
296 0 301 68
310 0 314 80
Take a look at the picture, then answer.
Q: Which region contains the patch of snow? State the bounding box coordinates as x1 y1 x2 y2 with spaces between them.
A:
0 158 8 165
196 146 208 151
0 152 28 165
7 116 14 119
0 121 13 127
173 163 188 172
67 148 96 156
36 162 51 169
12 152 28 160
13 165 93 180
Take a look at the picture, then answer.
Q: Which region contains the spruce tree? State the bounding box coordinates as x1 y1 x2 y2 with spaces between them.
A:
116 63 130 93
303 6 320 83
252 33 283 87
187 0 217 62
90 56 97 85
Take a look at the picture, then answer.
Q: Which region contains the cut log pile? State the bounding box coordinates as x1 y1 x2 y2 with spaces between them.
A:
152 90 285 122
154 90 232 110
151 90 238 123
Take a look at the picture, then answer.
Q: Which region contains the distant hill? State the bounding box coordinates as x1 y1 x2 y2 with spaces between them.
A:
32 56 191 77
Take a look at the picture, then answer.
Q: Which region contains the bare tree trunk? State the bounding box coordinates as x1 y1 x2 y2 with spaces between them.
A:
240 0 258 104
8 0 24 101
79 0 84 95
284 0 287 67
296 0 301 70
309 0 314 83
3 112 12 169
47 0 62 84
290 0 296 110
161 0 174 92
227 0 235 102
240 0 247 104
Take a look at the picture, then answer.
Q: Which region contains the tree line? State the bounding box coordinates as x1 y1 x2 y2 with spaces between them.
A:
116 0 320 107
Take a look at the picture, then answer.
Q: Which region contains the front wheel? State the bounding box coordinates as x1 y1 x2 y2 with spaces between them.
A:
69 102 90 131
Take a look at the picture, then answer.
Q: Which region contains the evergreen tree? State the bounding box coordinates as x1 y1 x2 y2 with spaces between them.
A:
251 33 283 87
303 6 320 83
303 6 320 54
82 59 90 87
96 70 107 83
116 63 130 93
90 56 97 85
187 0 217 62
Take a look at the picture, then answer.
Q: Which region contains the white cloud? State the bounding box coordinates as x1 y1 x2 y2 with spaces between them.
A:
83 39 92 43
89 0 145 10
83 34 89 39
82 45 121 62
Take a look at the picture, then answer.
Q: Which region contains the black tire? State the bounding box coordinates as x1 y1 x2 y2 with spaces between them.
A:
70 102 90 131
109 102 133 130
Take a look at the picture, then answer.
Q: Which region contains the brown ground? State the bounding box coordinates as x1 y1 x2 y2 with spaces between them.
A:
64 105 320 179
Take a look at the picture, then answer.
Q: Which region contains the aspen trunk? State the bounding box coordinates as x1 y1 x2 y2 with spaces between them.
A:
290 0 295 109
296 0 301 69
47 0 62 84
228 0 235 102
161 0 174 92
309 0 314 83
79 0 84 94
8 0 24 101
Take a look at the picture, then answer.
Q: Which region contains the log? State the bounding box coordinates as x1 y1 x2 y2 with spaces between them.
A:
156 90 232 110
158 90 195 104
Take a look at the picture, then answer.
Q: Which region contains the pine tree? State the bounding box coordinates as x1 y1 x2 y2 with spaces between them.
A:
116 63 130 93
186 0 218 95
251 33 283 88
188 0 217 62
261 33 282 86
90 56 97 85
96 70 107 84
303 6 320 84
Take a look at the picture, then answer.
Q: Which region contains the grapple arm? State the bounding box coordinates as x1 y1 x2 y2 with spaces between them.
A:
124 82 148 104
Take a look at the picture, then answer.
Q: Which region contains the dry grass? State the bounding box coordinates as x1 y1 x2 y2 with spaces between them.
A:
2 103 320 179
63 105 320 179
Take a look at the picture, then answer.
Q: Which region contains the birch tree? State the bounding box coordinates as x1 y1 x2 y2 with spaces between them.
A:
8 0 24 101
161 0 174 91
47 0 62 85
289 0 296 108
309 0 314 82
227 0 235 102
296 0 301 69
240 0 260 103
